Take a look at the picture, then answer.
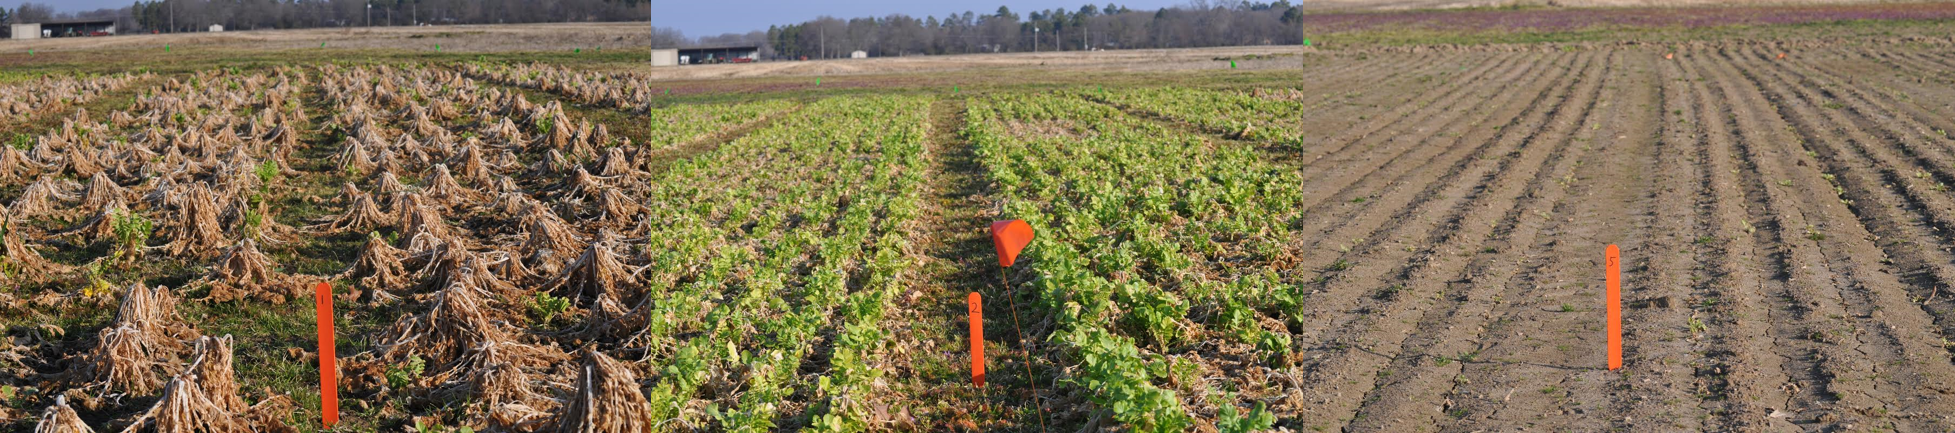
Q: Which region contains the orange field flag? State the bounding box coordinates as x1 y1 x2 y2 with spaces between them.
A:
990 220 1035 267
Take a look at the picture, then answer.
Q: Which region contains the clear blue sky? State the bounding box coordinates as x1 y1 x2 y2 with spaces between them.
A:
3 0 1184 38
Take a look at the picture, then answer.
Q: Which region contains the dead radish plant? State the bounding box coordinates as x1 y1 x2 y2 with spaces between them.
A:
65 283 196 400
33 395 92 433
117 335 294 433
551 348 652 433
199 239 298 303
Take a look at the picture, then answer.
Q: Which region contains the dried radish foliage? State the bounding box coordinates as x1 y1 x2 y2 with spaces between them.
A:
551 348 652 433
2 213 72 281
13 175 79 219
340 232 410 303
433 340 572 428
78 172 131 214
422 163 480 206
33 395 94 433
376 277 513 368
544 242 638 321
66 283 196 396
199 239 296 303
117 341 295 433
155 183 229 257
310 189 391 234
115 376 239 433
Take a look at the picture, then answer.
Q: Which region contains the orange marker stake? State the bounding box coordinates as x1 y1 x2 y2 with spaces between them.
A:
968 292 985 387
1665 52 1674 60
314 282 338 428
1605 245 1622 371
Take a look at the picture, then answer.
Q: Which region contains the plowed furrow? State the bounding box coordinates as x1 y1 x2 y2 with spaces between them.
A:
1873 50 1955 83
1598 51 1712 432
1287 52 1531 169
1701 48 1886 428
1795 50 1955 370
1409 50 1632 432
1276 51 1615 431
1354 49 1663 432
1834 50 1955 119
1807 49 1955 180
1241 51 1527 206
1727 47 1955 427
1281 51 1459 113
1649 51 1733 432
1840 50 1955 115
1281 51 1431 99
1284 53 1499 135
1280 51 1593 350
1275 53 1582 275
1664 50 1810 432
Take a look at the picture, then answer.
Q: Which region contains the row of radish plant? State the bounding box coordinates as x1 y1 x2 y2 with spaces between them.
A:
963 91 1302 432
626 95 930 431
1089 86 1332 148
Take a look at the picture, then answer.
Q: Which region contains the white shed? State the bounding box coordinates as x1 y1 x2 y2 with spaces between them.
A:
651 48 679 67
850 50 867 59
10 24 39 40
209 24 224 32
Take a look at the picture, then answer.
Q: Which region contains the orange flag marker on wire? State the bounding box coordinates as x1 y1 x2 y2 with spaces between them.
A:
986 219 1048 433
1605 245 1622 371
1778 52 1786 60
314 282 338 428
969 292 985 387
990 220 1035 267
1665 52 1674 60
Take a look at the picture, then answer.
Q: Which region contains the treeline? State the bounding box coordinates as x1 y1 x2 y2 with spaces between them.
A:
1 0 649 35
760 0 1308 59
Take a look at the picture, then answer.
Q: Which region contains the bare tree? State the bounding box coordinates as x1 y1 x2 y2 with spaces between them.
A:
651 26 686 48
111 0 649 33
760 2 1301 59
14 2 55 23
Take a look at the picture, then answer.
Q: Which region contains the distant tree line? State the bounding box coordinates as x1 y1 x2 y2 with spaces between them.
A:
752 0 1308 59
1 0 649 35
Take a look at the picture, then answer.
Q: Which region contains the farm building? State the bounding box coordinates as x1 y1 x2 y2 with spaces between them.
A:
209 24 224 32
13 19 117 39
676 45 759 64
850 50 867 59
651 48 679 66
